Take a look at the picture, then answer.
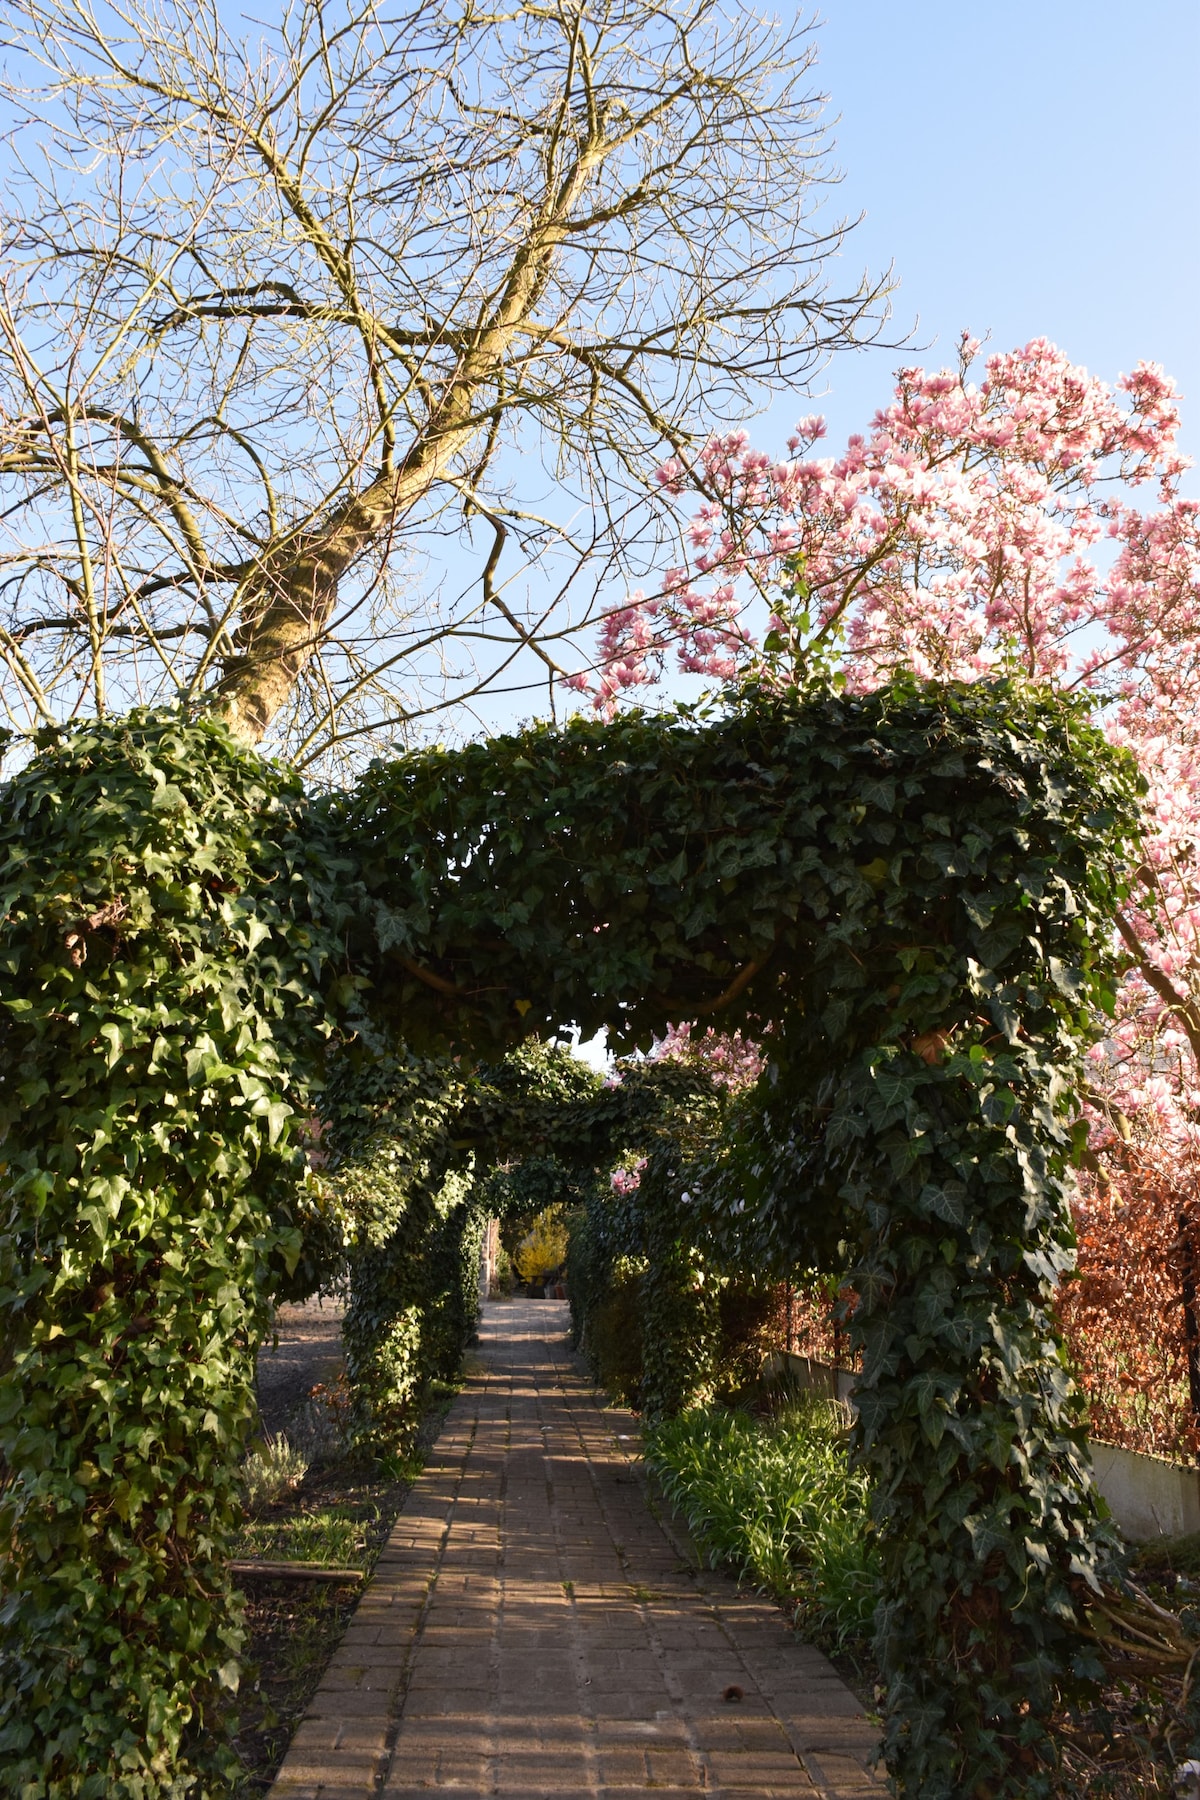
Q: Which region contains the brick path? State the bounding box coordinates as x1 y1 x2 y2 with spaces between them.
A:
269 1298 885 1799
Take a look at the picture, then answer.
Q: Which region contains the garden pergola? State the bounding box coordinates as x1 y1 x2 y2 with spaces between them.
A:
0 678 1142 1796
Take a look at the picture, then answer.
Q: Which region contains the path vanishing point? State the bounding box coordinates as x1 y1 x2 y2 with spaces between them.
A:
268 1297 886 1798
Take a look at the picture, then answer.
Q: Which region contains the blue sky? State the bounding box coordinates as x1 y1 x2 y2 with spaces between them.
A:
574 0 1199 1066
781 1 1199 458
464 1 1200 738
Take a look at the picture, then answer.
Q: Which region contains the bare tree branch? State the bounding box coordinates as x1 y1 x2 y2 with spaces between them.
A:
0 0 895 764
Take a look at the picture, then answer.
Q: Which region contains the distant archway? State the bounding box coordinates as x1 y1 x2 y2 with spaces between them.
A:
329 678 1141 1795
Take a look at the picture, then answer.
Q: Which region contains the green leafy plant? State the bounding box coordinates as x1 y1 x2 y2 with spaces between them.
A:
324 1044 703 1447
332 678 1142 1795
0 709 346 1796
645 1398 879 1652
321 1053 487 1452
243 1437 311 1514
0 677 1147 1798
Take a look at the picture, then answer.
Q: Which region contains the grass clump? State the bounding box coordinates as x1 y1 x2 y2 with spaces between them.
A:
242 1435 310 1513
234 1505 371 1570
644 1395 879 1653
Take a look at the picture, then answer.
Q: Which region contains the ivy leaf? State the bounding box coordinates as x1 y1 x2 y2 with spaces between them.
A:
920 1182 968 1228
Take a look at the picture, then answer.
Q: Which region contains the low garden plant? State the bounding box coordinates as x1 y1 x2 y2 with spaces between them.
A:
226 1465 408 1796
241 1437 311 1515
644 1395 879 1655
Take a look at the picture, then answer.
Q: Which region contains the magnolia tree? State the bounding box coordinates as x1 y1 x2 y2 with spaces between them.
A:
569 336 1200 1446
649 1020 766 1092
605 1024 764 1197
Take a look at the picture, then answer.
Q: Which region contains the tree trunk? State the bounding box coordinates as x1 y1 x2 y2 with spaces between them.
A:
213 422 476 745
212 146 603 746
1177 1205 1200 1458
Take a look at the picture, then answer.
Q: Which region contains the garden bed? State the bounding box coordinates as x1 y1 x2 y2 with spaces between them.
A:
228 1456 421 1794
644 1397 1200 1799
227 1304 457 1795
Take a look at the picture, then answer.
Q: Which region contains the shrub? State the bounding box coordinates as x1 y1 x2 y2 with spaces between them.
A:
1059 1154 1200 1460
243 1436 311 1514
585 1267 646 1407
285 1378 357 1468
644 1397 880 1654
713 1280 786 1399
513 1204 569 1288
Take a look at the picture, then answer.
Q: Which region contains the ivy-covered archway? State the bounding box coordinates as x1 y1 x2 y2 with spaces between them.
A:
0 679 1142 1798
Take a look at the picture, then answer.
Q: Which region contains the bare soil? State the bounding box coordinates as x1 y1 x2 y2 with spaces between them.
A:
254 1295 346 1438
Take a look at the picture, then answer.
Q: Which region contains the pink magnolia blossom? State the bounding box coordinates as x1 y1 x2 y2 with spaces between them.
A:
611 1159 647 1196
650 1021 766 1093
569 335 1190 713
566 334 1200 1155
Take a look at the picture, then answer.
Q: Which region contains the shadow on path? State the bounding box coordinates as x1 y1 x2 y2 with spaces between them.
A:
268 1297 885 1798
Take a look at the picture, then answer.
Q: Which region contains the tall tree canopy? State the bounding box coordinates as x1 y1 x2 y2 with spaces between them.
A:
0 0 889 766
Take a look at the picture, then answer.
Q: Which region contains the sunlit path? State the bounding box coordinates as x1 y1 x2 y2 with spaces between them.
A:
269 1298 883 1799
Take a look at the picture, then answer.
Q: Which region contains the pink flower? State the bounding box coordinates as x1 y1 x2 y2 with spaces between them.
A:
569 334 1200 1162
610 1158 648 1196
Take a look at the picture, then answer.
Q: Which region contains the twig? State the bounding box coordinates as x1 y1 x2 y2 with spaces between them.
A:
228 1558 364 1585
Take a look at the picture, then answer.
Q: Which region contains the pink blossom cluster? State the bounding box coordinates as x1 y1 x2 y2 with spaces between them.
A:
610 1158 647 1196
567 336 1200 1151
569 337 1189 711
650 1021 766 1093
600 1030 765 1199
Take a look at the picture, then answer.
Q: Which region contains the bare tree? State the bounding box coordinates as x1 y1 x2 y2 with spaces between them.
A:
0 0 890 767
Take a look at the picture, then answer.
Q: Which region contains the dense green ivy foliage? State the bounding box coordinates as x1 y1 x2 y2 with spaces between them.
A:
560 1073 779 1419
319 1051 479 1448
321 1043 719 1442
0 679 1143 1799
678 695 1141 1796
0 713 344 1797
334 679 1143 1797
566 1155 782 1419
482 1155 593 1264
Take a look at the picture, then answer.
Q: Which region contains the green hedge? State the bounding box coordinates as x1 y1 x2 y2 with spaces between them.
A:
0 679 1145 1798
0 713 344 1795
566 1150 785 1418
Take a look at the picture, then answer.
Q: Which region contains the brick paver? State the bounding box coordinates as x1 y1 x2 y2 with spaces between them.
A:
269 1298 885 1798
